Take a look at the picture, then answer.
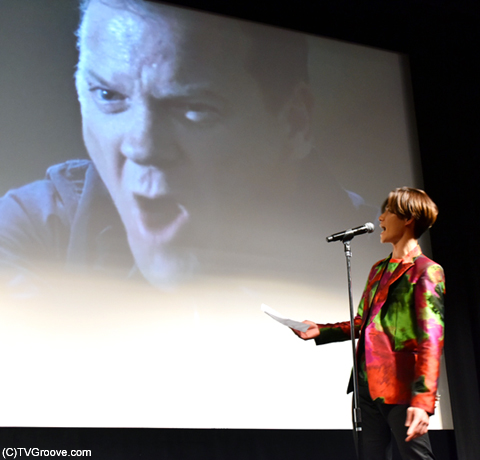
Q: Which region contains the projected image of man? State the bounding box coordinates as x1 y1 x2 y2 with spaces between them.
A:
0 0 357 291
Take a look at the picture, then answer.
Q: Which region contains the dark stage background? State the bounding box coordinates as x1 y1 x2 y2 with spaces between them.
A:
1 0 479 459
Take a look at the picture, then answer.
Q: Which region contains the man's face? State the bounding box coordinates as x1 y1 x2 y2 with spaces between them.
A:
76 0 308 286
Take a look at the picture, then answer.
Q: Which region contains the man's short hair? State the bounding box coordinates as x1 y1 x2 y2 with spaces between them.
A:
382 187 439 239
76 0 309 113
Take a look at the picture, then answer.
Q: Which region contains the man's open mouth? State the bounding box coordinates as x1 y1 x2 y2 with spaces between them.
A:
133 195 189 242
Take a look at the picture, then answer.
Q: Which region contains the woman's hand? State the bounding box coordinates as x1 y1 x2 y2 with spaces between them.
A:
291 320 320 340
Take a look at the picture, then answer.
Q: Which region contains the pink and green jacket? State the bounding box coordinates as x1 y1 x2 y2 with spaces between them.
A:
315 245 445 414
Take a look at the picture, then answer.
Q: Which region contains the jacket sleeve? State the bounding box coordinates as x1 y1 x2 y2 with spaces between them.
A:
410 263 445 413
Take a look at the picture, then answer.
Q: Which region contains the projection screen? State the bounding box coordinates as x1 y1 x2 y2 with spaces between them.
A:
0 0 452 429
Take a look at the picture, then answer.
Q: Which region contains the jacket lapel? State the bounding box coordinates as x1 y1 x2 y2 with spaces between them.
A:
360 259 388 327
366 245 422 325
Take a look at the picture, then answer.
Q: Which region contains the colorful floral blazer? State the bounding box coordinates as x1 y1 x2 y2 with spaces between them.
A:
314 245 445 414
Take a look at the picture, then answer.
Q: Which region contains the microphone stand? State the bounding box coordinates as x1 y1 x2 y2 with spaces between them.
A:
342 233 364 460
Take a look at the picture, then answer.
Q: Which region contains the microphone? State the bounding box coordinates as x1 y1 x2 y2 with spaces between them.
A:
326 222 375 243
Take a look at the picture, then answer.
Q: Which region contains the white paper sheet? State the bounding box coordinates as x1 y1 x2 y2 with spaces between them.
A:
261 304 311 332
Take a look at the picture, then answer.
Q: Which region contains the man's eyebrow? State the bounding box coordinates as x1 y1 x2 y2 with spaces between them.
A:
151 85 227 104
82 69 226 104
85 70 112 87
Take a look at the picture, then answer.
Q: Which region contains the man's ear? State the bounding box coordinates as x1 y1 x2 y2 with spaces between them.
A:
279 82 314 161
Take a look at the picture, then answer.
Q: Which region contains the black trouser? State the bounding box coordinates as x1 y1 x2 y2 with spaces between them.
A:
357 383 436 460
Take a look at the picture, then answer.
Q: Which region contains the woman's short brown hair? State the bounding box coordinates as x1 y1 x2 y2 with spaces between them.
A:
382 187 438 239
